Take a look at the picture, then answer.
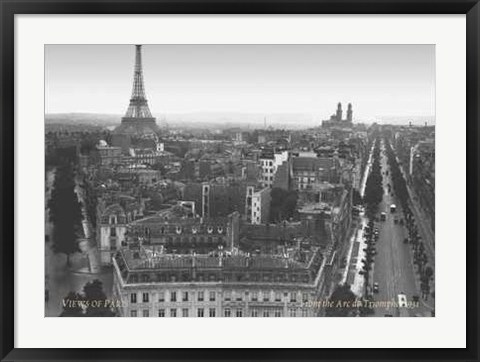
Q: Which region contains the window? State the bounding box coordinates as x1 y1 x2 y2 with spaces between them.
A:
182 308 189 317
170 308 177 317
209 308 216 317
224 309 231 317
263 310 270 317
275 292 282 302
302 293 309 303
224 291 231 301
143 309 149 317
289 308 296 317
110 227 116 237
142 292 149 303
197 308 204 317
182 291 189 302
198 291 204 302
290 292 297 303
170 291 177 302
235 292 242 301
263 291 270 302
209 291 216 302
235 309 243 317
302 309 308 317
158 292 165 302
130 293 137 304
251 309 258 317
130 310 137 317
274 309 282 317
110 216 116 224
158 309 165 317
251 291 258 302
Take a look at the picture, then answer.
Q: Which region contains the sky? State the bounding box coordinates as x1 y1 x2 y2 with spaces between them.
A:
45 44 435 120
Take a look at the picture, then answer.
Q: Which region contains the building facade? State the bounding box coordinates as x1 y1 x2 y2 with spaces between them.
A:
112 246 325 317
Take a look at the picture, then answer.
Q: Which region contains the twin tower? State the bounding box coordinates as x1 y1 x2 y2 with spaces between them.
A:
335 102 353 123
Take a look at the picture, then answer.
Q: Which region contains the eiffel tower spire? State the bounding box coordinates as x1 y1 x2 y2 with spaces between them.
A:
124 45 153 119
114 45 159 140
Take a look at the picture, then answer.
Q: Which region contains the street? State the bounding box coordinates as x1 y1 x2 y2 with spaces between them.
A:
370 141 433 316
341 139 434 317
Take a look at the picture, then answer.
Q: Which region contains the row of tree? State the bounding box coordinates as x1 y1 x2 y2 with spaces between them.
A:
269 187 298 223
383 138 409 208
384 137 434 301
364 138 383 217
48 161 82 266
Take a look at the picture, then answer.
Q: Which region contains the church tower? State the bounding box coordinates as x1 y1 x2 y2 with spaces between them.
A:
336 102 343 122
347 103 353 123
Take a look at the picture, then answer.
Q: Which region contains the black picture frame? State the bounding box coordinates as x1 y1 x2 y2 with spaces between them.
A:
1 1 478 361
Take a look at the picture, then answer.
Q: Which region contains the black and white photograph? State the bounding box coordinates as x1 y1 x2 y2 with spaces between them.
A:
44 44 435 318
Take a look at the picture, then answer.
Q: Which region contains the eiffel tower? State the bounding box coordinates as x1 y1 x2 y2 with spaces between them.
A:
114 45 159 137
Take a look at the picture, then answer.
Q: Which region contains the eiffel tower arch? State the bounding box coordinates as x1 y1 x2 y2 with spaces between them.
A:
113 45 160 151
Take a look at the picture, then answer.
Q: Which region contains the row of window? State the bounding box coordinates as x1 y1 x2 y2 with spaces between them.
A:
130 291 311 304
130 308 310 317
262 160 274 167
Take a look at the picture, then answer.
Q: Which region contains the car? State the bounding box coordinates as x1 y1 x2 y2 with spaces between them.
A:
397 293 408 307
373 282 379 293
384 314 393 317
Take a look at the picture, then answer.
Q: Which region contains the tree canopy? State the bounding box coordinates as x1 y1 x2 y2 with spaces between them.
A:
326 284 358 317
269 188 298 222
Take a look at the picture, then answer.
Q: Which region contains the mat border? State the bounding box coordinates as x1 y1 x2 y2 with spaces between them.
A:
1 1 478 361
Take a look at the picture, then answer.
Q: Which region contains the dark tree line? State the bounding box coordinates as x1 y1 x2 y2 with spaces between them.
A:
352 189 363 206
363 138 383 217
269 188 298 222
383 137 409 208
384 135 434 302
48 161 82 266
326 284 357 317
45 145 77 169
60 279 116 317
82 176 98 230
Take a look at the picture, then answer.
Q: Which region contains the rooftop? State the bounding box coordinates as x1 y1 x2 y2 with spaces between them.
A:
116 247 321 272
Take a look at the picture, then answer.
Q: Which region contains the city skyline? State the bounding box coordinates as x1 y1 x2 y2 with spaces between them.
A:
45 44 435 120
45 44 435 319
